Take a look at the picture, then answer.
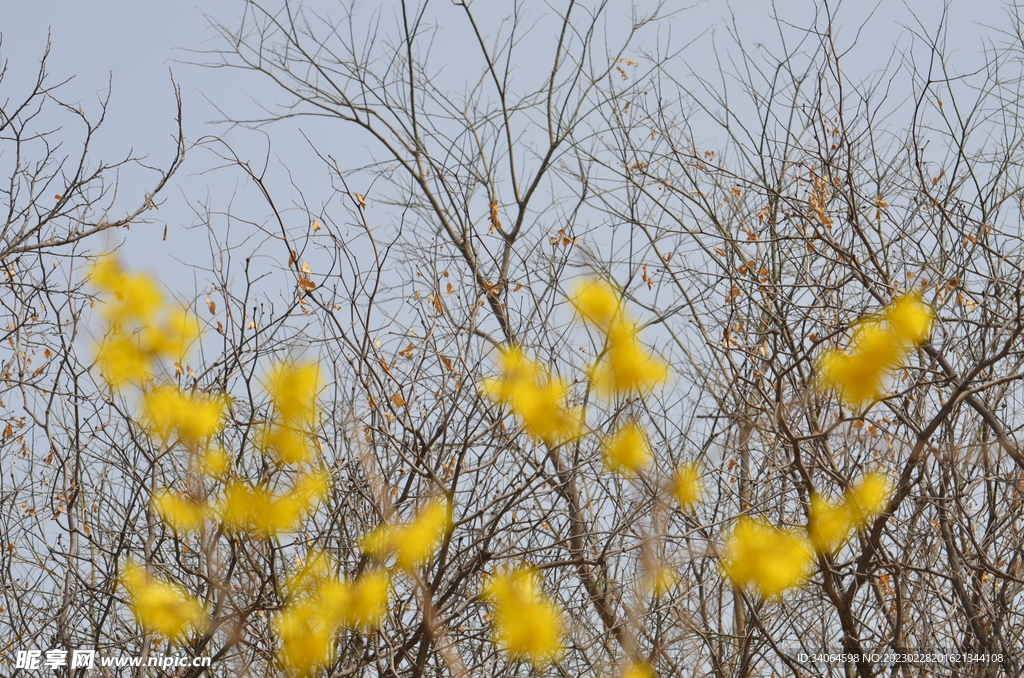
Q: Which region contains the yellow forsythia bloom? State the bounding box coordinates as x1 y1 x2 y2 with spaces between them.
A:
601 421 652 476
276 553 390 676
199 447 232 478
590 321 668 397
96 335 152 388
807 494 852 554
818 324 903 406
671 463 703 508
142 386 226 446
571 278 621 328
275 600 335 677
220 472 329 536
142 309 201 361
120 562 205 642
482 567 563 666
90 256 164 323
721 517 813 597
362 499 452 569
641 563 678 598
845 472 891 526
266 362 320 425
818 294 934 406
481 346 582 444
152 488 206 533
885 293 934 345
262 424 314 464
345 569 390 630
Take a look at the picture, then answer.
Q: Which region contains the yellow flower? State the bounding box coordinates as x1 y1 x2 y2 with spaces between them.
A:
152 488 206 533
482 567 563 666
95 335 152 388
845 472 891 526
275 553 390 675
571 278 621 327
199 447 232 478
266 362 320 425
345 569 390 629
143 309 201 361
90 257 164 323
641 563 678 598
807 494 852 554
120 561 205 642
671 463 703 508
361 499 452 569
262 424 314 464
885 293 933 345
721 517 813 597
601 421 652 476
590 322 668 397
481 346 582 444
142 386 226 447
275 600 335 677
481 346 541 404
219 476 324 537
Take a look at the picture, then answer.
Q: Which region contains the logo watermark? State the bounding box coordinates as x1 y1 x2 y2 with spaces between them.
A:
12 649 211 671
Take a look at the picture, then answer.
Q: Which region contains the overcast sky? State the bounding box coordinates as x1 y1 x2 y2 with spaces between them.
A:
1 0 1015 289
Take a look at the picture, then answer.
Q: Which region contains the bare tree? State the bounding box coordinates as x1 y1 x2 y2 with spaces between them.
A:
6 2 1024 678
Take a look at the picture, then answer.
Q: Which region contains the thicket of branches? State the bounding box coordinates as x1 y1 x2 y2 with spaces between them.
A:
3 2 1024 677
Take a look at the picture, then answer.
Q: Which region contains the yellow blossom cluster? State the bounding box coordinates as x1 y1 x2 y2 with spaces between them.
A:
808 472 892 553
602 421 653 476
722 472 892 597
480 346 582 444
361 498 453 570
481 567 563 666
572 279 668 397
818 293 934 406
275 552 390 676
260 362 320 464
120 561 205 643
721 518 813 597
90 256 201 388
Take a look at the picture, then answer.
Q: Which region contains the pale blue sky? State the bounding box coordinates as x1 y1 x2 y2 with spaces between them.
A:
1 0 1015 286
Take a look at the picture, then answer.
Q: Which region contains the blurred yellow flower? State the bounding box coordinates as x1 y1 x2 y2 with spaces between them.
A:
90 257 164 323
845 471 891 526
219 473 327 536
721 517 813 597
818 295 935 407
885 293 933 345
601 421 652 476
262 424 314 464
641 563 678 598
275 552 390 675
199 447 232 478
142 386 226 446
361 499 452 569
807 494 852 554
152 488 206 533
95 335 152 388
120 561 204 642
571 278 621 328
482 345 582 444
275 600 334 677
671 462 703 508
345 569 390 630
143 309 201 361
482 567 563 665
590 322 668 397
266 362 320 425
